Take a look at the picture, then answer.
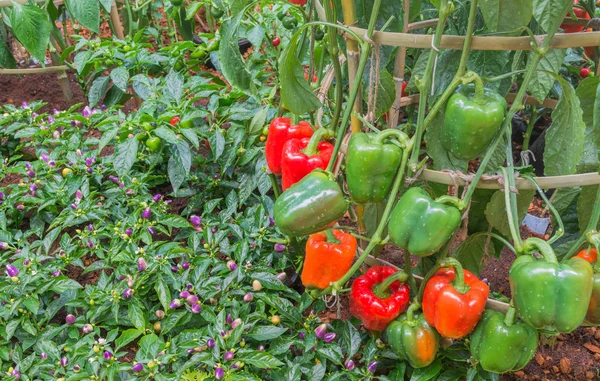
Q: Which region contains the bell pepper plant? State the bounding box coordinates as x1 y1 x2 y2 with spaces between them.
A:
301 230 357 290
265 117 314 175
350 266 410 331
385 302 440 368
441 72 507 161
281 128 334 190
470 307 539 374
422 258 489 339
274 170 347 237
509 238 594 333
573 247 600 325
345 130 406 204
389 188 463 257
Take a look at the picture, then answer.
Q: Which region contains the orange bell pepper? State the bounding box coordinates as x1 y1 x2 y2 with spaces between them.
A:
301 230 357 290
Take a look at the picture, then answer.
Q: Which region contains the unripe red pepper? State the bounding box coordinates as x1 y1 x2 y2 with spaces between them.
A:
574 247 600 325
350 266 410 331
265 118 314 175
280 128 334 190
301 230 357 290
422 258 489 339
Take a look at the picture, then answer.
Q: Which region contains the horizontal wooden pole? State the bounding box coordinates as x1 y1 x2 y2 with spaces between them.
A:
0 66 69 75
420 170 600 190
364 255 509 313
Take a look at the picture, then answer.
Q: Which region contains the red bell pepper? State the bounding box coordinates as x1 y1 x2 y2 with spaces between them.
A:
265 118 314 175
350 266 410 331
422 258 489 339
280 128 334 190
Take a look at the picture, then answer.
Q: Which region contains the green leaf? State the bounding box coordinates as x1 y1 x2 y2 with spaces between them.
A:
154 126 179 144
185 1 203 19
466 50 512 93
110 66 129 92
50 278 82 293
0 38 16 69
478 0 533 33
576 77 600 172
248 106 268 135
410 358 442 381
544 75 586 176
484 189 536 237
115 329 143 350
424 111 468 171
10 2 51 63
99 0 112 12
238 350 284 368
248 326 288 341
65 0 100 33
154 276 171 311
577 185 599 233
160 215 190 228
453 234 496 275
128 303 146 330
362 69 396 119
163 70 184 103
527 48 565 103
218 12 253 93
180 128 199 149
279 31 321 115
23 295 40 314
114 138 139 177
532 0 572 33
89 76 110 107
74 50 91 74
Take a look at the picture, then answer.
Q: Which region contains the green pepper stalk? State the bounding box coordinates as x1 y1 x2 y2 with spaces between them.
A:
500 167 524 251
407 0 455 172
373 270 408 298
302 128 334 156
521 106 539 153
459 71 487 104
324 229 341 244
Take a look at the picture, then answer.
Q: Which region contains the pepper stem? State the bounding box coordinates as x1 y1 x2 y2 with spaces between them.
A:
504 304 517 327
324 230 341 244
373 270 407 299
461 71 486 105
405 301 421 323
440 258 470 294
435 195 465 211
302 128 333 156
372 129 411 148
522 237 558 264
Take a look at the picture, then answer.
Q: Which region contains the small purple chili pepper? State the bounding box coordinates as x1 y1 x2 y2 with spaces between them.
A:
40 153 49 162
345 360 355 370
40 352 47 360
182 262 190 270
60 357 68 367
101 105 107 111
5 264 18 277
169 299 181 309
269 217 275 226
186 283 193 290
82 106 92 118
187 295 199 305
122 288 133 299
224 351 235 361
190 215 202 226
215 367 224 379
16 205 24 210
10 369 20 380
147 226 155 235
26 170 35 177
87 241 94 248
368 361 378 373
75 190 83 200
48 160 56 167
52 270 61 277
324 332 337 343
243 293 254 303
85 157 94 167
155 310 165 319
0 191 4 200
152 194 162 202
132 363 143 373
103 351 112 360
65 314 76 324
180 290 190 299
82 324 93 334
211 228 217 234
226 314 234 324
274 243 286 252
70 203 77 210
191 304 201 314
227 260 237 271
22 101 29 108
48 116 55 124
276 272 287 282
25 162 32 170
141 208 151 219
0 242 6 250
87 224 94 231
126 228 133 235
207 339 215 348
257 345 265 351
299 332 305 339
86 167 92 174
171 265 179 273
231 318 242 329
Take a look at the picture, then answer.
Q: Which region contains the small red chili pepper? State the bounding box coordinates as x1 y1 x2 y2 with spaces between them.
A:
170 116 181 126
350 266 410 331
272 37 281 47
580 67 592 78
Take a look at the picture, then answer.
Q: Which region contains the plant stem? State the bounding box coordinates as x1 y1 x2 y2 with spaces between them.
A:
522 237 557 263
440 258 470 294
324 0 343 131
405 301 421 322
373 270 408 298
320 138 413 296
504 304 516 326
501 167 524 251
408 1 454 172
324 229 341 244
522 106 538 151
303 128 333 155
269 174 281 199
404 250 416 296
461 71 486 104
325 0 382 173
124 0 135 36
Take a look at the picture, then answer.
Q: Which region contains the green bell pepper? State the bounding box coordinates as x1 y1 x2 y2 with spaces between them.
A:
470 307 538 374
274 170 347 237
509 238 594 334
388 188 462 257
385 304 439 368
441 72 507 161
345 130 405 204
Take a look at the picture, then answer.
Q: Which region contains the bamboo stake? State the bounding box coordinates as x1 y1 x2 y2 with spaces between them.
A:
110 1 125 40
0 66 69 74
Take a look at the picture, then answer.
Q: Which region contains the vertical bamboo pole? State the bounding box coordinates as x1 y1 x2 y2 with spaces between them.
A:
111 1 125 40
49 35 73 102
388 0 410 128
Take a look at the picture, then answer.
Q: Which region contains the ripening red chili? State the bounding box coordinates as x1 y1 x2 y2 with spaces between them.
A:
170 116 181 126
580 68 592 78
402 81 408 97
288 0 307 5
560 1 590 33
272 37 281 47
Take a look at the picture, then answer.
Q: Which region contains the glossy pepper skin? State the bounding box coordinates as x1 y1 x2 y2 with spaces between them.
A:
388 188 462 257
281 137 333 190
574 248 600 325
509 251 593 334
422 265 489 339
265 118 313 175
274 171 347 237
470 308 538 374
385 305 439 368
345 132 402 204
301 230 357 290
350 266 410 331
441 81 507 161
